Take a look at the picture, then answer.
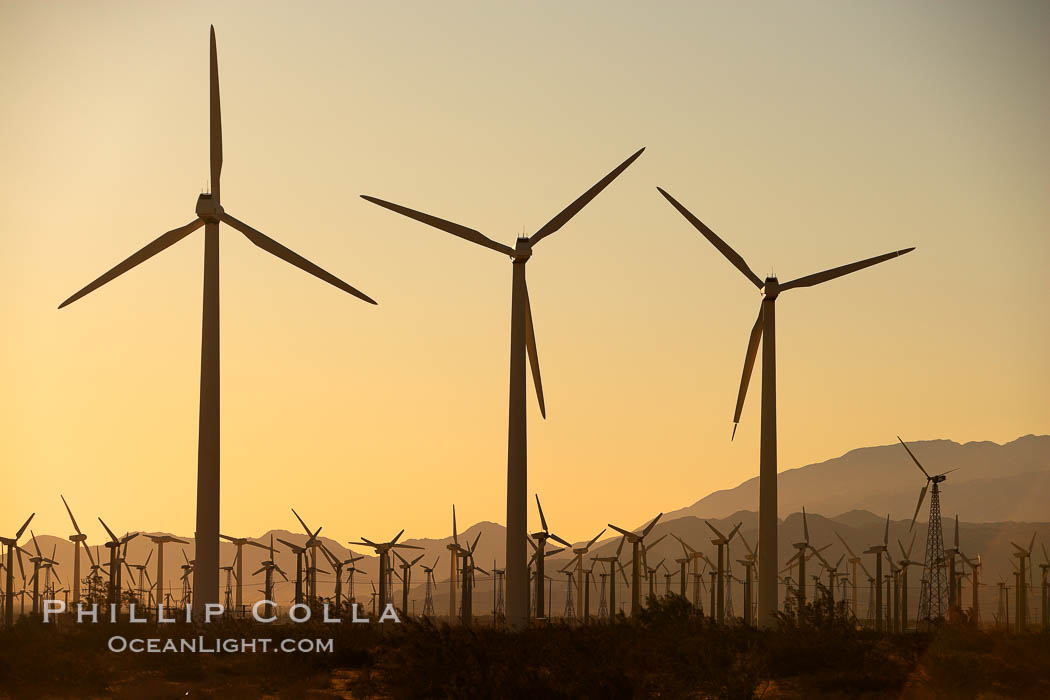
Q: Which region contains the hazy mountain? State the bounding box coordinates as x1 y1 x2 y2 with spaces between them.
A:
662 435 1050 524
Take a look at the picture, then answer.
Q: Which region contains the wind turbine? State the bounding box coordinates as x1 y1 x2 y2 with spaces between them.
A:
362 147 644 627
1038 545 1048 633
592 535 628 622
530 495 571 622
291 509 326 602
896 533 919 631
59 496 91 606
657 186 913 627
1011 532 1036 632
393 550 425 618
458 532 487 627
420 556 440 618
252 535 288 611
2 513 33 626
836 531 871 622
608 513 663 616
147 534 188 612
943 514 962 614
898 436 953 624
705 521 741 623
124 551 154 608
863 514 891 632
447 505 461 622
567 528 606 618
348 531 421 619
99 519 137 613
219 533 268 613
276 535 314 606
58 27 377 611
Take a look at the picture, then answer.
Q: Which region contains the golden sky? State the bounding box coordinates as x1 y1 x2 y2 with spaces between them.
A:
2 1 1047 546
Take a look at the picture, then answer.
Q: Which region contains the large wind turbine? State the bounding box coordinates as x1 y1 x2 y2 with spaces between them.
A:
58 27 377 611
656 187 914 627
2 514 33 626
362 148 644 627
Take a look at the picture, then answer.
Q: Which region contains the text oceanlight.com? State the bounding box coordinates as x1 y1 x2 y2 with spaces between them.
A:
107 637 334 654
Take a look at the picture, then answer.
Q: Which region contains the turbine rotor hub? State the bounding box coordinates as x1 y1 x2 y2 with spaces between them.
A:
512 237 533 262
195 193 224 223
762 276 780 299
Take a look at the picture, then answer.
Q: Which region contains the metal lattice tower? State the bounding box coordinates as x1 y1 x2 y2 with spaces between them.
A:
866 578 877 626
422 570 435 617
494 569 505 619
597 572 608 618
917 482 949 624
725 572 735 619
563 573 576 620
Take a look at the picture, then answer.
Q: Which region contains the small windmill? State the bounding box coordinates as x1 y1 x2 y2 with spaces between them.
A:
862 515 891 632
99 519 138 613
1010 532 1036 632
896 533 919 631
530 496 571 622
252 535 288 611
457 532 487 627
276 537 310 605
291 509 327 603
59 496 91 606
393 550 426 618
348 530 422 620
179 549 195 607
420 556 440 618
898 436 954 625
568 528 606 615
608 514 664 617
705 521 741 623
124 550 154 608
592 535 629 622
219 533 268 613
147 534 189 613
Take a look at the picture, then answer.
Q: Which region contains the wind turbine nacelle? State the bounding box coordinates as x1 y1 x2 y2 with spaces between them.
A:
762 277 780 299
195 193 224 222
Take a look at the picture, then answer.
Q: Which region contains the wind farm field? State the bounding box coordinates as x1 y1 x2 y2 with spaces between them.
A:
4 604 1050 699
4 2 1049 698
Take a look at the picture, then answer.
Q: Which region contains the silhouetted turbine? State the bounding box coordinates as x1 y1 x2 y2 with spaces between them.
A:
657 186 914 627
58 27 376 611
362 147 643 627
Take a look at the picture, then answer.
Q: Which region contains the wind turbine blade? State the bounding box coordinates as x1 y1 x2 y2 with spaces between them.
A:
954 515 959 549
910 485 928 531
209 26 222 203
60 496 82 535
585 529 606 551
727 523 742 542
549 533 571 549
536 495 549 533
780 248 914 291
705 521 727 541
291 508 312 537
802 507 809 542
220 212 377 305
896 436 932 479
530 148 644 246
1029 531 1037 555
655 187 763 289
883 514 890 546
390 529 405 545
607 524 633 539
359 195 515 256
82 541 96 567
834 532 858 560
641 513 663 537
98 518 119 544
615 534 626 557
732 304 764 436
59 219 204 308
859 560 872 580
411 554 424 566
523 277 546 419
13 514 34 541
144 549 153 567
29 531 43 559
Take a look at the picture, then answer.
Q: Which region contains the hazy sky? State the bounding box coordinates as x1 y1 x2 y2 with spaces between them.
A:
2 1 1047 546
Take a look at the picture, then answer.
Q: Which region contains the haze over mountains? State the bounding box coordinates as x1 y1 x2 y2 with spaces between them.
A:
664 435 1050 524
18 436 1050 611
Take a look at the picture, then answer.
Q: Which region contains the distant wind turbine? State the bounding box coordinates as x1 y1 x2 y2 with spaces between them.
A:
58 26 377 612
657 186 913 627
362 147 644 627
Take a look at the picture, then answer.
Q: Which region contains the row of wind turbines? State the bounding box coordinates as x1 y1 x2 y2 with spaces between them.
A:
42 25 921 630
